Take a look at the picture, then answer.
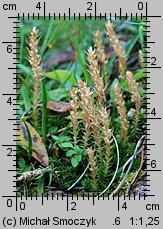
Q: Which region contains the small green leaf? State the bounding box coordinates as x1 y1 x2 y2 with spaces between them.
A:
59 136 71 141
75 154 82 162
41 19 54 56
21 85 31 111
44 70 78 86
49 126 58 134
49 172 53 185
48 88 69 101
41 80 48 145
37 175 45 197
71 156 79 168
59 142 73 149
71 154 82 167
19 74 32 96
52 135 59 141
35 173 45 180
66 150 75 157
126 34 139 58
82 149 87 156
21 164 33 173
17 157 25 169
17 64 32 75
74 145 81 153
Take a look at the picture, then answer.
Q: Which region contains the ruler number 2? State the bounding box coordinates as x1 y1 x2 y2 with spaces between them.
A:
87 1 94 11
70 201 76 210
151 57 157 66
7 148 13 156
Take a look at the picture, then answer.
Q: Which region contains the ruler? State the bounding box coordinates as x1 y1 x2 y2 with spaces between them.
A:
0 0 162 228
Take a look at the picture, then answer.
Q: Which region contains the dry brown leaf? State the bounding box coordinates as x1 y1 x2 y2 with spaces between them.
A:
17 122 49 166
39 102 70 113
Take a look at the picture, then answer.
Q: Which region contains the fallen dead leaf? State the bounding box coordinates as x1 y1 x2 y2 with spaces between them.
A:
17 122 49 166
44 50 76 71
39 102 71 113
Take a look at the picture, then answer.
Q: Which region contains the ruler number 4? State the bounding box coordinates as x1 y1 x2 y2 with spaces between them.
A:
151 108 156 116
7 97 12 105
36 2 41 10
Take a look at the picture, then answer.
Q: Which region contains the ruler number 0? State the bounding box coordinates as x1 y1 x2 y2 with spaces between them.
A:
138 2 144 10
7 199 12 207
7 199 26 210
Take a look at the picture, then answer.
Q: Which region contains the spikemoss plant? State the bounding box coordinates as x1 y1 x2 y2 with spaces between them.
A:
114 83 128 143
105 21 127 76
69 47 113 187
27 27 42 129
126 71 141 129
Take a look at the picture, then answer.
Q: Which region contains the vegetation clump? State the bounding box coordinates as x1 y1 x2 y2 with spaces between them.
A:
17 18 146 196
